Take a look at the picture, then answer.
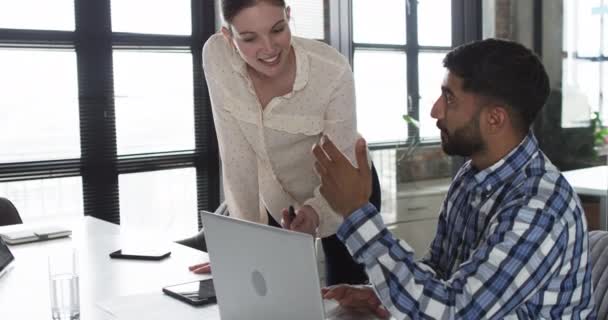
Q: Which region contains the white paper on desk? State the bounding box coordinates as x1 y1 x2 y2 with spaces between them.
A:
97 293 219 320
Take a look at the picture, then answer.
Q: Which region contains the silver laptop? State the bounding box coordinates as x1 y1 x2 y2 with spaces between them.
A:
201 210 327 320
0 238 15 278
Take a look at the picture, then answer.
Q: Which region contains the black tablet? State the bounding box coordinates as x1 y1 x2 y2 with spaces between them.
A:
109 248 171 261
162 279 216 306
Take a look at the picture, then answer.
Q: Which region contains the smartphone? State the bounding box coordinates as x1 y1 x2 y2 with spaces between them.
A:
109 249 171 261
162 279 216 306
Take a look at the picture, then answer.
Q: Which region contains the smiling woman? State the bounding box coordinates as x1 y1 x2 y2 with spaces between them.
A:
187 0 374 286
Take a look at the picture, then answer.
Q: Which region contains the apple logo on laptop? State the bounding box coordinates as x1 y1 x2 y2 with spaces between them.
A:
251 270 267 297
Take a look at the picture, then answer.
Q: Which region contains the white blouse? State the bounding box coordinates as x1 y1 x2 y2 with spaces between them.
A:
203 33 359 237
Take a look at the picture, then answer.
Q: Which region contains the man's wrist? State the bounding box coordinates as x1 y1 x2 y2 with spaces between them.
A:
342 200 370 217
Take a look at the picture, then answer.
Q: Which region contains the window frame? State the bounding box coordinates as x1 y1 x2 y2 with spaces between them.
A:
334 0 481 150
0 0 220 228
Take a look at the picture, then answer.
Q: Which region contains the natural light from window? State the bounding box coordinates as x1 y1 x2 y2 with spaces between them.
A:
288 0 324 39
119 168 197 240
562 0 606 127
111 0 192 35
418 0 452 46
353 0 406 45
0 49 80 163
419 53 446 140
0 0 75 31
113 51 196 155
0 177 83 221
354 50 408 144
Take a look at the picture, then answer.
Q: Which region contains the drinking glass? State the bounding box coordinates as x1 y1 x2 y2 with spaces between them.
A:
48 249 80 320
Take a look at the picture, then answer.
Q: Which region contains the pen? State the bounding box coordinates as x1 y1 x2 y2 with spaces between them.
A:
288 205 296 221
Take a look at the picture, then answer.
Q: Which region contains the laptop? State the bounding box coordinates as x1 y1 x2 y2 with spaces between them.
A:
200 210 329 320
0 238 15 278
0 225 71 245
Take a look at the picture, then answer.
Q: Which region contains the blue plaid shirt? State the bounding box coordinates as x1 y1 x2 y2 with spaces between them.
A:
338 133 596 319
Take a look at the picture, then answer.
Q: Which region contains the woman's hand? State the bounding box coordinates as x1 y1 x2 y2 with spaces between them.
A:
188 262 211 274
281 205 319 236
322 284 390 319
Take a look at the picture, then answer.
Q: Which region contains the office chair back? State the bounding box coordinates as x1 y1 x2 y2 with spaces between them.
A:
590 230 608 319
0 197 22 226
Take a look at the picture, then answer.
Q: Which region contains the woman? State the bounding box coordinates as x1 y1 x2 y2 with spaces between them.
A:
189 0 376 285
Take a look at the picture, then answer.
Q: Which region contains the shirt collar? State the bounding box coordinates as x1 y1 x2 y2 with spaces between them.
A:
228 36 310 94
463 132 540 193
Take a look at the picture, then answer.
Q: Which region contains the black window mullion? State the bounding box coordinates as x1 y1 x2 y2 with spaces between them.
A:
406 0 420 143
0 29 73 47
112 33 191 48
192 0 220 229
75 0 119 224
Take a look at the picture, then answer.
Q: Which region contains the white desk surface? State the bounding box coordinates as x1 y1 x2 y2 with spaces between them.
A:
0 216 211 319
0 216 387 320
562 165 608 197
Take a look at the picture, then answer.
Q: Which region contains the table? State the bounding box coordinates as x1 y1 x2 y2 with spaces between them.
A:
0 216 386 319
562 165 608 230
0 216 211 319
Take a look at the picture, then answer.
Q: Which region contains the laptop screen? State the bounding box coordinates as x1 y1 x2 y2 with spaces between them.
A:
0 238 14 276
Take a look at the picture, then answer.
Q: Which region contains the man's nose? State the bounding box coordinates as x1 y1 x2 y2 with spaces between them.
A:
430 96 443 120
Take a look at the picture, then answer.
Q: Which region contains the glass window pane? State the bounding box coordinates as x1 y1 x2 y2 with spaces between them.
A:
111 0 191 35
113 51 195 155
0 0 74 31
353 0 406 45
0 49 80 163
419 52 447 140
0 177 83 221
562 59 599 128
575 0 601 56
418 0 451 46
289 0 325 39
119 168 197 239
354 50 408 143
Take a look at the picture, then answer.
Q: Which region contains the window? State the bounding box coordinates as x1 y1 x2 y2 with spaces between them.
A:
352 0 453 145
0 49 80 163
562 0 607 127
0 0 75 31
215 0 326 40
111 0 192 35
113 51 195 155
119 168 197 238
288 0 325 40
0 177 83 220
0 1 219 232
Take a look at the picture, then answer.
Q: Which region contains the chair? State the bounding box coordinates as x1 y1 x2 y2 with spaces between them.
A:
176 162 382 252
176 202 228 252
0 197 22 226
590 230 608 319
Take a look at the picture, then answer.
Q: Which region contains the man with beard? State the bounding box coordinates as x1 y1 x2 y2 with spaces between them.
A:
313 39 596 319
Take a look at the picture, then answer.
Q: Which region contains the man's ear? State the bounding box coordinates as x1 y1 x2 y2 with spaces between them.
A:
485 105 508 133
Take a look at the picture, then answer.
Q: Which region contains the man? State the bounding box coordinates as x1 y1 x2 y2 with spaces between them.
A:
312 39 596 319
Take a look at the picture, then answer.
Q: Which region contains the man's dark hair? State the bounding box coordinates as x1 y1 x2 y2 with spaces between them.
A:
443 38 550 131
222 0 286 23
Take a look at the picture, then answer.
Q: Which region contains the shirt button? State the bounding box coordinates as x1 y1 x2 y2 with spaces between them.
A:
486 185 492 191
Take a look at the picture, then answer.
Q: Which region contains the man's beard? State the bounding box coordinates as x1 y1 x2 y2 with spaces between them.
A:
439 112 485 157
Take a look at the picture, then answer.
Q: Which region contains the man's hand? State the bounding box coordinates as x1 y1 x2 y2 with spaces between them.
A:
281 205 319 236
188 262 211 274
322 285 390 319
312 136 371 217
